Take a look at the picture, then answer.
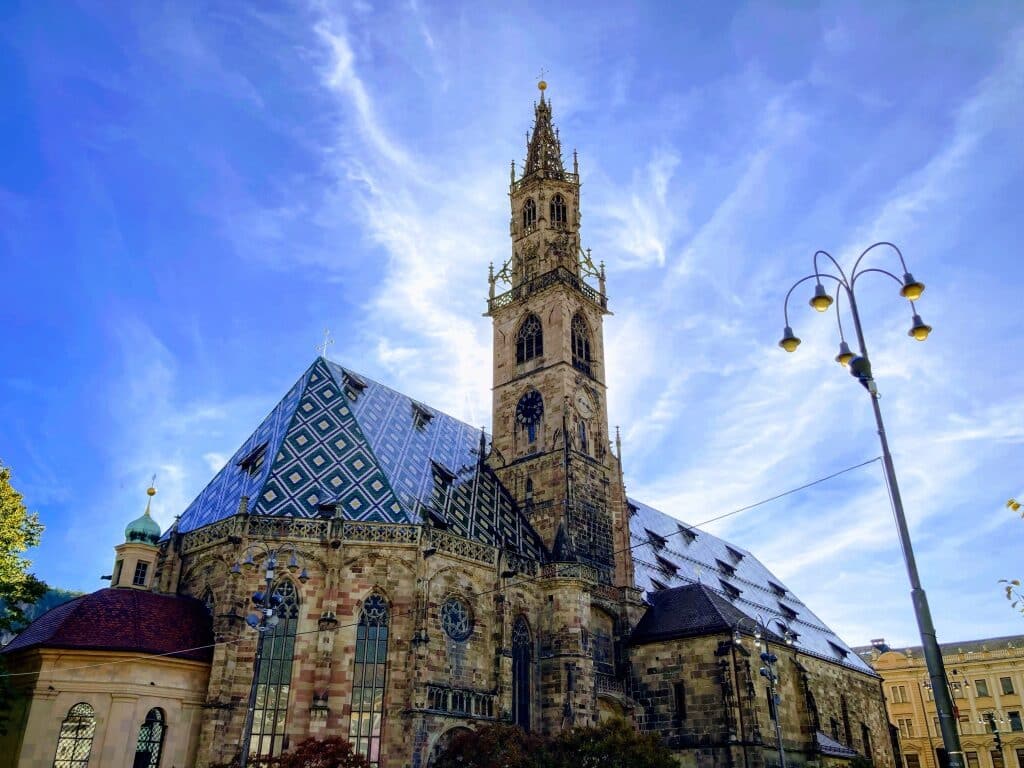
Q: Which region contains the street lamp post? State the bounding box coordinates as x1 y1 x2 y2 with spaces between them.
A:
778 242 963 768
230 542 309 768
733 615 796 768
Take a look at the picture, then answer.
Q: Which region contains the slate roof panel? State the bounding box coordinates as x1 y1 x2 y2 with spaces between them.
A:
627 497 873 674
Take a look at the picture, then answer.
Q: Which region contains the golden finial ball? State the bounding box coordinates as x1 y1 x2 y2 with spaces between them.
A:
147 486 157 497
538 80 547 92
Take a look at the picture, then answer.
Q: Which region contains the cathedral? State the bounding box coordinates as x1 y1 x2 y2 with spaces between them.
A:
1 85 894 768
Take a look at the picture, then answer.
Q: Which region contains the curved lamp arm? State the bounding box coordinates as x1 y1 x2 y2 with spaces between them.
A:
852 241 910 279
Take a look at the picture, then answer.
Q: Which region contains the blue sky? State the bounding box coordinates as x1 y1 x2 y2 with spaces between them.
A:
2 1 1023 648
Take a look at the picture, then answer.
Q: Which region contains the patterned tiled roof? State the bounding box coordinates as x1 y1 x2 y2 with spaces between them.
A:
1 589 213 662
174 359 545 559
627 498 874 674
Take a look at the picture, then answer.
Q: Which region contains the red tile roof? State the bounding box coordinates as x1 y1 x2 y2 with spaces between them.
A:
1 589 214 662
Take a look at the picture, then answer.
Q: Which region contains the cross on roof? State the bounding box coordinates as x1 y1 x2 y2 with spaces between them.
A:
317 328 334 357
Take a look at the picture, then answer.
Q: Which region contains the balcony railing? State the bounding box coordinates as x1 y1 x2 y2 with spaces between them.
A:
488 266 607 313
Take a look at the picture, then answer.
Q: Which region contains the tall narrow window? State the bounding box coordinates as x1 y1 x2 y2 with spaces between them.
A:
249 580 299 760
522 198 537 229
132 561 149 587
673 682 687 724
52 702 96 768
578 421 588 455
861 723 872 758
516 315 543 364
512 616 532 731
571 314 591 375
133 708 165 768
351 594 390 767
550 194 566 225
524 478 534 509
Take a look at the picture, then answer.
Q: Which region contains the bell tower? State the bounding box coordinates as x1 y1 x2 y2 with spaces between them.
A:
487 81 633 589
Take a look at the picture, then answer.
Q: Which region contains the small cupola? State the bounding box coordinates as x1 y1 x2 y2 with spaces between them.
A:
112 481 161 590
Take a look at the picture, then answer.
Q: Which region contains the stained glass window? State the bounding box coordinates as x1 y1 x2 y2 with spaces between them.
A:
512 616 532 731
351 594 389 766
571 314 591 375
52 702 96 768
133 708 165 768
441 598 473 641
249 579 299 760
522 198 537 229
516 315 543 364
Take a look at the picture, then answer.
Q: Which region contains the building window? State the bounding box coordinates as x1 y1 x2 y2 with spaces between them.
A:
351 594 390 766
673 681 687 724
113 559 123 585
134 708 165 768
1002 677 1015 695
52 702 97 768
966 752 981 768
977 680 991 697
578 421 588 455
249 580 299 760
861 723 872 757
512 616 532 731
239 442 268 477
906 756 921 768
898 718 915 738
524 478 534 509
891 685 909 704
830 717 840 741
516 314 543 364
440 597 473 642
1010 712 1023 732
571 313 591 375
132 561 149 587
522 198 537 229
1014 749 1024 768
994 751 1006 768
550 194 566 226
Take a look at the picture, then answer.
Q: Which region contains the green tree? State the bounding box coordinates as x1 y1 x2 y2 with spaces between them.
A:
271 736 371 768
432 723 543 768
1000 499 1024 616
0 462 46 635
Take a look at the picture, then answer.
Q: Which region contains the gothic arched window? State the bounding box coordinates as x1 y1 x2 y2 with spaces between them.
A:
516 314 543 364
512 617 532 731
351 594 390 767
550 194 566 226
52 702 96 768
249 579 299 760
571 313 592 375
133 708 165 768
522 198 537 229
578 421 588 455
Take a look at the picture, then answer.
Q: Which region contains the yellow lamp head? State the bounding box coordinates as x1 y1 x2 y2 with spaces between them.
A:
900 272 925 301
1008 499 1021 513
809 283 833 312
779 326 801 353
908 314 932 341
835 341 855 366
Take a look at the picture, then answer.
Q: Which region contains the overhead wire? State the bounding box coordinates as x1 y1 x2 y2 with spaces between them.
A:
0 455 881 679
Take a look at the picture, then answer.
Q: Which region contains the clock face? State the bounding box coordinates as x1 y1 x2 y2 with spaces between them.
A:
574 389 594 419
515 390 544 426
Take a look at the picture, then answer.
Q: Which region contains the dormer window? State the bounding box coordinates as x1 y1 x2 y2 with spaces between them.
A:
726 546 745 563
239 442 268 477
343 370 368 401
768 581 787 598
829 641 850 659
522 198 537 229
716 559 736 577
779 602 798 621
655 554 679 578
678 524 697 544
644 528 668 551
719 579 741 600
411 402 433 430
650 577 669 592
550 194 566 226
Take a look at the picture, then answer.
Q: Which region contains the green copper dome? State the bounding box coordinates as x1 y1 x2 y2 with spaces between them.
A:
125 486 162 546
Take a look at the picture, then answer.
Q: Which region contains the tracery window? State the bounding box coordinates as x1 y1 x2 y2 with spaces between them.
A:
52 702 96 768
571 313 591 375
351 594 390 767
512 616 532 731
516 314 543 364
550 194 566 226
522 198 537 229
249 579 299 760
133 708 165 768
440 597 473 641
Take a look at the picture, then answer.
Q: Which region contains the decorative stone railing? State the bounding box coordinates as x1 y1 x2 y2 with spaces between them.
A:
488 266 606 313
510 170 579 194
595 673 625 698
424 684 498 719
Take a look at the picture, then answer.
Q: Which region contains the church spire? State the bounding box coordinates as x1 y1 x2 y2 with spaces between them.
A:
523 80 565 178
